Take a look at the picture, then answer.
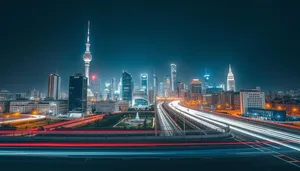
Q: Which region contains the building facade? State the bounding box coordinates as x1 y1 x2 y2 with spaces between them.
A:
164 75 171 97
170 64 177 92
122 71 133 103
140 73 148 95
190 79 202 101
244 108 286 121
159 82 164 97
90 74 101 101
9 100 67 115
68 74 88 117
240 88 265 114
227 64 236 92
110 78 115 100
27 89 40 100
0 90 15 101
47 73 61 100
95 101 119 114
0 101 9 113
153 70 158 101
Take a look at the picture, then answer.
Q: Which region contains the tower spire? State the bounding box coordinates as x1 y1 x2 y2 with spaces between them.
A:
85 21 91 53
229 64 232 72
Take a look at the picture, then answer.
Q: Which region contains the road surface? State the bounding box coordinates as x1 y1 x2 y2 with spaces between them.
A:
168 100 300 169
157 102 182 136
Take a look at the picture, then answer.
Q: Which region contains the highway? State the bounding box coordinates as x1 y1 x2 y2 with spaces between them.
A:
42 114 103 130
168 100 300 168
157 102 182 136
0 114 46 125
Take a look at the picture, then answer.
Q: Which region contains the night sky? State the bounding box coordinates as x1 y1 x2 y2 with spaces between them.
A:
1 0 299 93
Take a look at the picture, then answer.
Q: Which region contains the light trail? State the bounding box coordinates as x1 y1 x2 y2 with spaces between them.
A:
0 141 296 147
169 101 300 152
157 102 176 136
0 115 46 125
170 105 225 133
43 115 103 129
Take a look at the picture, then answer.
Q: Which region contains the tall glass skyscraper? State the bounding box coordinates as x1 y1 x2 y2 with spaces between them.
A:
153 70 157 99
159 82 164 97
90 74 101 100
47 73 61 100
190 79 202 100
122 71 133 102
110 78 115 100
227 64 236 92
170 64 177 92
164 75 171 97
68 74 87 117
140 73 148 95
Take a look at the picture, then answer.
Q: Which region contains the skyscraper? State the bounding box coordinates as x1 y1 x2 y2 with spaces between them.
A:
153 70 158 100
170 64 177 92
68 74 87 117
203 69 210 101
90 74 101 101
227 64 236 92
47 73 61 100
103 82 110 101
159 82 164 97
164 75 171 97
82 21 94 97
140 73 148 95
117 77 122 100
122 71 133 102
190 79 202 100
110 78 115 100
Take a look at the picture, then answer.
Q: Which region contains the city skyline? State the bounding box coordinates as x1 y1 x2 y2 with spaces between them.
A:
1 1 300 93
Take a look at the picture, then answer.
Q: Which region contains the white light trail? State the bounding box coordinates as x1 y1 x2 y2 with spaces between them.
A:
169 101 300 152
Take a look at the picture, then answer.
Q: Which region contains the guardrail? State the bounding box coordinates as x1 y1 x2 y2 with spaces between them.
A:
163 102 229 134
0 130 232 142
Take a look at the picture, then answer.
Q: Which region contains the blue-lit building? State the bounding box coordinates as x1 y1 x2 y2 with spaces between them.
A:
122 71 133 102
140 73 148 95
244 108 286 121
68 74 87 118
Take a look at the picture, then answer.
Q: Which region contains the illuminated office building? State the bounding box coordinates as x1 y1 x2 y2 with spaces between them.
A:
170 64 177 92
47 73 61 100
227 64 236 92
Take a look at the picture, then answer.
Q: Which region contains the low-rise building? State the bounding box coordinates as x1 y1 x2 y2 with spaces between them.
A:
240 87 265 114
244 108 286 121
0 101 10 113
0 90 15 101
9 100 68 115
95 101 119 114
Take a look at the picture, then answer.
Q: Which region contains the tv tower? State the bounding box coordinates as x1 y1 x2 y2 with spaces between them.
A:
82 21 94 97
